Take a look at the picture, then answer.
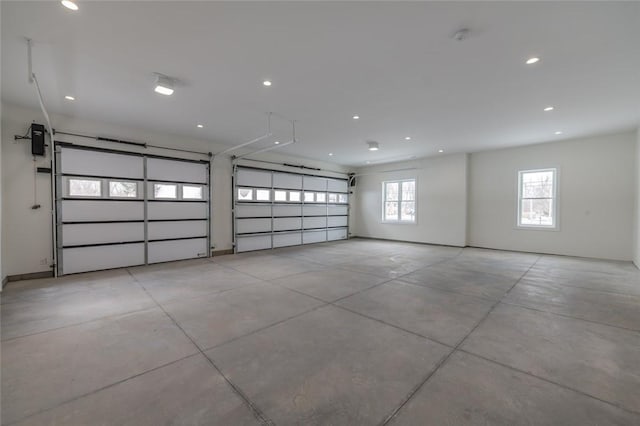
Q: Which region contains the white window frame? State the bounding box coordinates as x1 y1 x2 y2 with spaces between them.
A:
381 179 416 224
517 168 558 230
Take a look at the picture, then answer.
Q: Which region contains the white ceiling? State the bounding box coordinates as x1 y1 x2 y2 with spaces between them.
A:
2 1 639 166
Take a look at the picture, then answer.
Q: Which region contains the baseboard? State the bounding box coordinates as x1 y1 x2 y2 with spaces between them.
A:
349 235 464 249
212 248 234 256
2 276 8 290
6 270 54 284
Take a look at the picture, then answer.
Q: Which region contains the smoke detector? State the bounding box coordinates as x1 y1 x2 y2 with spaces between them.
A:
452 28 470 41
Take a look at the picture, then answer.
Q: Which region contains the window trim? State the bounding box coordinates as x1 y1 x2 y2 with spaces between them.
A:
381 178 417 224
516 168 559 230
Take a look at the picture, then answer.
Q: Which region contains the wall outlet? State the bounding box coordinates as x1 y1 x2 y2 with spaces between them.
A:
39 258 48 265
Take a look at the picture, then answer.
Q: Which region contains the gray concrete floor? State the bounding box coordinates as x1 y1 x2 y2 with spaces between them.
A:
2 239 640 425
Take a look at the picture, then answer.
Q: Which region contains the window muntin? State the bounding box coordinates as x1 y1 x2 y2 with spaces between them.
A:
383 179 415 223
237 188 253 201
274 190 287 202
183 185 203 200
518 169 557 228
69 178 102 197
154 183 177 199
108 181 137 198
256 189 271 201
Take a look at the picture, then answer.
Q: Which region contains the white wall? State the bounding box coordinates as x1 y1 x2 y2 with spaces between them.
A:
634 127 640 267
353 153 468 247
1 103 347 277
469 131 636 261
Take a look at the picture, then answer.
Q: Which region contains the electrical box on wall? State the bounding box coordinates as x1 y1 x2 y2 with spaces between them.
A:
31 123 46 156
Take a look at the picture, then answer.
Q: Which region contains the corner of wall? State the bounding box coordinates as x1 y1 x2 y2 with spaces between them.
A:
463 152 470 247
634 126 640 268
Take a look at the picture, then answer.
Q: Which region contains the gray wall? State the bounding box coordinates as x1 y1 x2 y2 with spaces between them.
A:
353 154 468 247
468 131 635 260
354 131 637 261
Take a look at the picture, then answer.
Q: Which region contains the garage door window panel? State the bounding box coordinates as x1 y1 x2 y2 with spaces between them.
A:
109 181 138 198
69 178 103 198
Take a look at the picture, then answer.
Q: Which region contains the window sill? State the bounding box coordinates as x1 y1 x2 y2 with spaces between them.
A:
515 225 559 232
381 221 417 225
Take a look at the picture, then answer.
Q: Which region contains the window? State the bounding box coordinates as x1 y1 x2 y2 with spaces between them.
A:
154 183 177 199
274 190 287 202
69 178 102 197
109 181 137 198
237 188 253 201
304 192 315 202
316 192 326 203
289 191 301 202
256 189 271 201
518 168 557 228
328 193 338 203
183 185 203 200
338 193 348 204
383 179 415 223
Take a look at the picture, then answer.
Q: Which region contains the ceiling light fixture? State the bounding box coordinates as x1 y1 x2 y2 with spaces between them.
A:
405 136 411 141
526 57 540 65
263 80 272 87
352 115 360 120
197 124 204 128
274 141 280 145
64 95 75 101
543 106 554 112
555 131 563 135
367 141 379 151
328 153 333 156
154 74 175 96
61 0 78 11
438 149 444 153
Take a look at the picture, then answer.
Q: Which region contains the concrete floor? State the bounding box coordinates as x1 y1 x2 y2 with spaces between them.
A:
2 238 639 425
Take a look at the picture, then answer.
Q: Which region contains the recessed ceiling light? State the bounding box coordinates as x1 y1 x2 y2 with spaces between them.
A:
352 115 360 120
555 131 563 135
154 74 174 96
543 106 554 112
404 136 411 141
274 141 280 145
328 153 333 156
197 124 204 128
438 149 444 153
64 95 75 101
367 141 379 151
61 0 78 11
526 57 540 65
263 80 272 87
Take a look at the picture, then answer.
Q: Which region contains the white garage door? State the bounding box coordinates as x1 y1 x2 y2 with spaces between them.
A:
56 144 209 275
234 166 349 253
